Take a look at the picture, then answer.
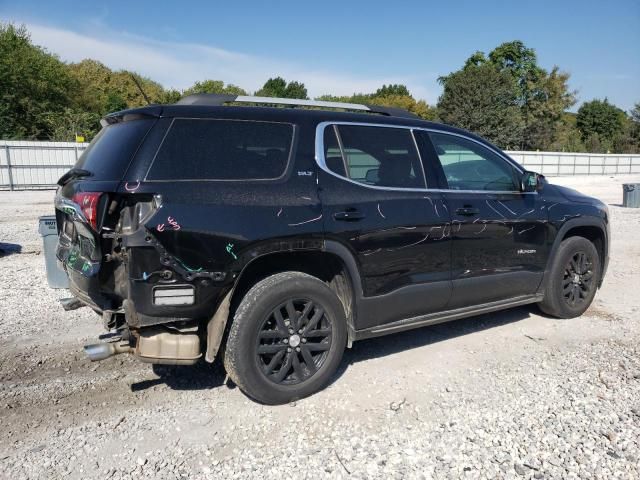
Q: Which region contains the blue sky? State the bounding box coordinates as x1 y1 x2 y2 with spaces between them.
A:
2 0 639 111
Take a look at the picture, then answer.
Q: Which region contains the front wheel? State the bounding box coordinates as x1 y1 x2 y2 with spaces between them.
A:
538 236 600 318
224 272 347 404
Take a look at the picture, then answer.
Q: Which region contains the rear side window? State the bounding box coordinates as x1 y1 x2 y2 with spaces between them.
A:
75 119 154 181
324 124 426 189
147 119 294 181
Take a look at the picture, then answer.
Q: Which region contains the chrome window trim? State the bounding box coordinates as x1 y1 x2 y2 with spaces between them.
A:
314 121 534 195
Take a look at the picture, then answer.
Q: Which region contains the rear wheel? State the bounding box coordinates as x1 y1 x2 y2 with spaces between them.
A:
224 272 347 404
538 236 600 318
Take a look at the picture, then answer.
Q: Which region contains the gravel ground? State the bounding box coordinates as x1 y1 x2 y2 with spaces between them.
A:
1 175 639 479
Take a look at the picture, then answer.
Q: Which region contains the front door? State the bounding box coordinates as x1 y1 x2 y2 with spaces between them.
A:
317 123 452 329
419 131 547 309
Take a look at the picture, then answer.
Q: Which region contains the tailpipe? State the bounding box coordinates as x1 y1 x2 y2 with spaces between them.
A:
84 341 132 361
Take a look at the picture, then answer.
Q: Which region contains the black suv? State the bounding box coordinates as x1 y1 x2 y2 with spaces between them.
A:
55 95 609 404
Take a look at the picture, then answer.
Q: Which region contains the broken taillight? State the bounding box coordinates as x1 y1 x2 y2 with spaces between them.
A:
72 192 102 230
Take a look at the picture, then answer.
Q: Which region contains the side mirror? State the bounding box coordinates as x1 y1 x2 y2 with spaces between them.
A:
521 171 543 192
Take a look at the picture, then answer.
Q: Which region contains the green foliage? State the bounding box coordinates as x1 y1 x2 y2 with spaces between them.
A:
577 99 626 145
316 85 437 120
43 108 101 141
182 79 247 96
437 63 524 148
438 40 575 150
256 77 308 99
0 23 75 139
66 59 166 138
522 67 576 150
0 23 637 153
374 84 410 97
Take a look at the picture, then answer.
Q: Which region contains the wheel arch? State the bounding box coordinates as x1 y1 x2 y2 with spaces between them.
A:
226 240 362 342
542 217 608 292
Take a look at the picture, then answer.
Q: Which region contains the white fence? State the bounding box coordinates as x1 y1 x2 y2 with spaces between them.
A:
0 140 89 190
1 141 639 190
509 151 640 177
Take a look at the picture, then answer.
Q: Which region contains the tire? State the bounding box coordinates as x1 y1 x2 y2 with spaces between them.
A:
538 236 601 318
223 271 347 404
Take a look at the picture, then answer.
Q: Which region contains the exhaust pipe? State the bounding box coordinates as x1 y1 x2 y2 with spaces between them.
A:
84 341 132 361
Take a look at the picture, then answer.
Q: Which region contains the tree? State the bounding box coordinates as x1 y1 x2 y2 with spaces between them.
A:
182 79 247 96
374 84 410 97
316 85 436 120
0 23 75 139
256 77 308 99
437 63 524 148
440 41 575 150
547 113 585 152
627 102 640 149
522 67 576 150
66 59 167 139
576 99 626 149
44 108 100 141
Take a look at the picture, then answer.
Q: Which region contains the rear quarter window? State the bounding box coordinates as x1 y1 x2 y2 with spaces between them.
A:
75 119 155 181
146 118 294 181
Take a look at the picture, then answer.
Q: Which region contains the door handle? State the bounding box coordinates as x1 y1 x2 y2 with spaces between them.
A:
334 210 365 221
455 207 480 216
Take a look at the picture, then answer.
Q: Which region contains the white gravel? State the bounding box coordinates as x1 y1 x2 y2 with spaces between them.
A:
1 175 639 479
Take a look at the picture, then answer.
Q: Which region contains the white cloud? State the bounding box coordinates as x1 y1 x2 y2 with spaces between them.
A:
23 22 434 101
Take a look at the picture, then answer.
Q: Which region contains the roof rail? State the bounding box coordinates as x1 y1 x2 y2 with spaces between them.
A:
175 94 419 119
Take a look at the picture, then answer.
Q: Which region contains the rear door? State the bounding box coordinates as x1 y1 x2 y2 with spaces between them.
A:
417 130 547 309
317 122 452 329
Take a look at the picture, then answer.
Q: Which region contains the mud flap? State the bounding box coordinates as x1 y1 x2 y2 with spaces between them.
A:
205 289 234 363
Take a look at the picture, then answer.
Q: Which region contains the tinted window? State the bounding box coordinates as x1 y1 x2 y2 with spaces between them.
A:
428 133 518 191
148 119 293 181
325 125 426 189
75 119 154 181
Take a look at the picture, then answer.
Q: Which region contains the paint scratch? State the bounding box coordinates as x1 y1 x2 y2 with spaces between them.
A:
498 201 517 216
124 180 141 192
277 207 283 217
518 226 536 235
486 200 506 218
391 234 430 250
225 243 238 260
474 221 487 235
288 213 323 227
517 208 535 217
377 203 386 219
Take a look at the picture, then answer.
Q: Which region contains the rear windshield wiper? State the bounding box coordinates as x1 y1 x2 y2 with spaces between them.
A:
57 168 92 186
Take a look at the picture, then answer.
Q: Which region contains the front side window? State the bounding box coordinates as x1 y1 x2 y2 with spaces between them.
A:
147 119 293 181
323 124 426 189
428 133 518 191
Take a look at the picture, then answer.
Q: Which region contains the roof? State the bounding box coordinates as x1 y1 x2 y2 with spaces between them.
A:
101 95 496 151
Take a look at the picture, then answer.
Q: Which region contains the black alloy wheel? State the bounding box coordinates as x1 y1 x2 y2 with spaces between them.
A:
256 299 332 385
538 236 601 319
224 272 347 404
562 251 595 307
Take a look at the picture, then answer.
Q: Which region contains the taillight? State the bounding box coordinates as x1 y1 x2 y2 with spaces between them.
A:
72 192 102 230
